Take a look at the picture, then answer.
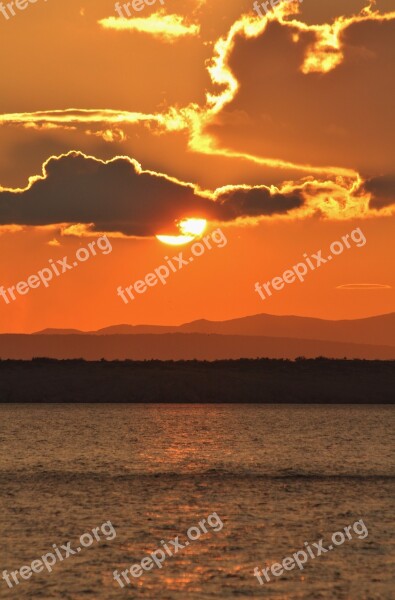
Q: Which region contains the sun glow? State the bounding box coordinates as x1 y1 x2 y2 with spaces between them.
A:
156 218 207 245
179 218 207 236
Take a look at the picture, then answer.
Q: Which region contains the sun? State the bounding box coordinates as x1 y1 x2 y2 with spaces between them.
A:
178 218 207 236
156 218 207 246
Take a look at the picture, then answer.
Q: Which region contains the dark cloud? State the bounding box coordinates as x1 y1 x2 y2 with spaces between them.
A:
364 174 395 209
214 187 304 221
0 153 303 236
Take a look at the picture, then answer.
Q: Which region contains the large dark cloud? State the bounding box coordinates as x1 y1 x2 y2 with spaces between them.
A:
0 153 304 236
364 174 395 209
211 18 395 173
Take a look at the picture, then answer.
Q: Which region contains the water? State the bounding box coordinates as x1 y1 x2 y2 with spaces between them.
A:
0 405 394 599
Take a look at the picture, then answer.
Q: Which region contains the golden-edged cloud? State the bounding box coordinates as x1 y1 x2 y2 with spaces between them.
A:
0 1 394 227
1 151 394 240
0 109 168 128
98 12 200 41
204 10 395 178
0 152 307 237
206 0 395 118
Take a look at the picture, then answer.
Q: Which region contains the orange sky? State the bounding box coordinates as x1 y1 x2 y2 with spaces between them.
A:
0 0 394 332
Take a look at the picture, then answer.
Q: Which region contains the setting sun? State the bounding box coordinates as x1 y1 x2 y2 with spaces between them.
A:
156 218 207 245
179 218 207 236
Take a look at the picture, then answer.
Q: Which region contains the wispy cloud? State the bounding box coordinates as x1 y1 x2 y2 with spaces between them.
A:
98 12 200 41
0 108 166 127
336 284 392 290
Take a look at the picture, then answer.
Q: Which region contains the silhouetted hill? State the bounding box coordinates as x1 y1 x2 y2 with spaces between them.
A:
177 313 395 347
33 312 395 347
36 328 83 335
0 359 393 403
0 333 394 361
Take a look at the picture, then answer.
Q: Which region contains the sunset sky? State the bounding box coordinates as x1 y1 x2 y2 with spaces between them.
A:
0 0 394 333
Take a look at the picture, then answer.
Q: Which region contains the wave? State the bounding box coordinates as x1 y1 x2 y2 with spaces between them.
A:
1 468 395 481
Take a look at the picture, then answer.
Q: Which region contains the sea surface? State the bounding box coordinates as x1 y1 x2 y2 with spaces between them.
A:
0 404 394 599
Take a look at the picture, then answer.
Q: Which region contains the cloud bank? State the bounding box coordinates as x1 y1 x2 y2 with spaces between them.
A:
0 153 304 236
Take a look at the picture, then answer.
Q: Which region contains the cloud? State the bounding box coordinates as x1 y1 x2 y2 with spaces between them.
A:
0 225 24 235
2 5 393 188
0 2 394 195
0 108 168 128
364 174 395 209
0 152 305 237
98 12 200 41
213 186 303 220
336 283 392 290
206 2 395 117
0 5 393 224
203 5 395 175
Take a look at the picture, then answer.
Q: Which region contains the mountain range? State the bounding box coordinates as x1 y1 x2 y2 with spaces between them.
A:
0 312 391 360
35 311 395 345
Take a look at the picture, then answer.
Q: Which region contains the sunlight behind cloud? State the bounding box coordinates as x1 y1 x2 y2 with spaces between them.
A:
179 218 207 236
156 218 207 245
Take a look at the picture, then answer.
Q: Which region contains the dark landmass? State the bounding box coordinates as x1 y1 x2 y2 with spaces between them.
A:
1 333 395 361
0 358 394 403
34 312 395 347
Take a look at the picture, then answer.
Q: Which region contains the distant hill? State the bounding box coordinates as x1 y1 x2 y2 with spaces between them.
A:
1 333 394 361
36 328 83 335
177 313 395 347
33 312 395 348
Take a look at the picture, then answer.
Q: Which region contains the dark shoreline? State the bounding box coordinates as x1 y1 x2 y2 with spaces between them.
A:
0 358 394 403
1 332 394 361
